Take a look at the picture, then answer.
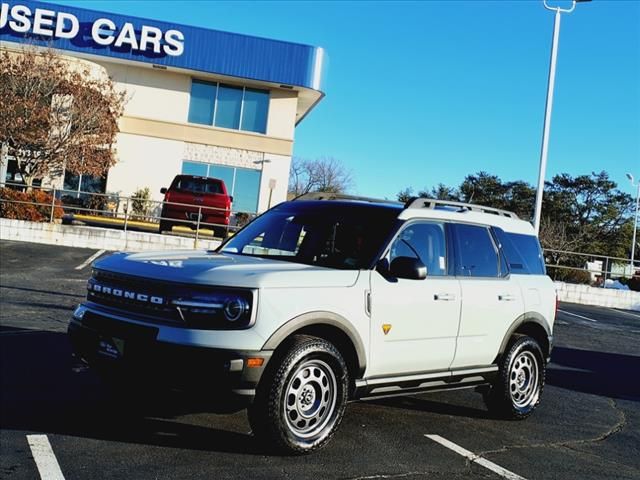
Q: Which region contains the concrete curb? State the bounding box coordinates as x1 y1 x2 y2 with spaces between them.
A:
555 281 640 312
0 218 221 252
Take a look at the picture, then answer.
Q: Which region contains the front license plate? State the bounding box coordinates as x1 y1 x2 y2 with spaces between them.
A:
98 337 125 359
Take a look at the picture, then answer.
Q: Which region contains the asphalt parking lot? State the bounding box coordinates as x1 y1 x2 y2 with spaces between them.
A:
1 239 639 480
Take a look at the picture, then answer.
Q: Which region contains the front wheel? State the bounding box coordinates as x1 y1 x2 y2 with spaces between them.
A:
483 335 545 420
248 335 349 454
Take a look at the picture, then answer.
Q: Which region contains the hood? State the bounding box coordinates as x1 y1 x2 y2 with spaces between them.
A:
93 250 360 289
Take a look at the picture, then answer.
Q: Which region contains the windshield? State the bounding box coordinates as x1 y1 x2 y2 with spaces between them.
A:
221 202 401 269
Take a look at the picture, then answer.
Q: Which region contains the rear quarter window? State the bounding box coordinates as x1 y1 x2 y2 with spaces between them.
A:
493 228 546 275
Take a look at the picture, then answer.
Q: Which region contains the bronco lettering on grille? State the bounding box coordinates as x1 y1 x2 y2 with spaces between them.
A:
90 283 164 305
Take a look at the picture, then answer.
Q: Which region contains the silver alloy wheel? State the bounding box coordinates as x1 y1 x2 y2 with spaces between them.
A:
283 359 337 439
509 350 540 409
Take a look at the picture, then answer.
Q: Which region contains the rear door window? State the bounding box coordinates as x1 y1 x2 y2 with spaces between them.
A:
452 224 500 277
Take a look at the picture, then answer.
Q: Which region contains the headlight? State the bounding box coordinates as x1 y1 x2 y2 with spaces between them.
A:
224 297 250 322
171 290 255 329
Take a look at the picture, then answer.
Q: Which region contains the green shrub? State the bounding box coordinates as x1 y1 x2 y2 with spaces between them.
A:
551 267 592 285
131 187 151 220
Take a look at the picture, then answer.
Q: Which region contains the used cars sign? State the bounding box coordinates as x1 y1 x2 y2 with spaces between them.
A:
0 2 184 56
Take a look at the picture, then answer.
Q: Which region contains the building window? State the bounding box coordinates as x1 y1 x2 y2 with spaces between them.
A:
187 80 217 125
241 88 270 133
63 171 107 197
181 161 261 213
187 80 269 134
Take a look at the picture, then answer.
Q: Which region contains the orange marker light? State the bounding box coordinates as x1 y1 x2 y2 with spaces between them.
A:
247 358 265 368
382 324 392 335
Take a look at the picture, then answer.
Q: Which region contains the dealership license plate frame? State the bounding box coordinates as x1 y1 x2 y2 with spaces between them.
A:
97 336 125 360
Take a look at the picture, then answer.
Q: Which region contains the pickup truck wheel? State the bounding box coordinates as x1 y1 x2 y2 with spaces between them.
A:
248 335 348 454
213 227 227 239
159 220 172 233
484 335 545 420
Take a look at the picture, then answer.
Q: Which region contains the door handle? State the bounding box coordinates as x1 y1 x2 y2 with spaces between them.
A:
498 294 516 301
434 293 456 301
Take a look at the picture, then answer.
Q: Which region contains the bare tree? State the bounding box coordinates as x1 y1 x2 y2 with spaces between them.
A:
0 46 126 188
288 157 354 198
539 217 587 265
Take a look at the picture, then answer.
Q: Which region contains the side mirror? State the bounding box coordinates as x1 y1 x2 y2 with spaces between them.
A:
229 196 233 202
389 256 427 280
160 187 167 194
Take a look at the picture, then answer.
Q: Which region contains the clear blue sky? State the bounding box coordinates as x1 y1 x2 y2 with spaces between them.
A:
57 0 640 199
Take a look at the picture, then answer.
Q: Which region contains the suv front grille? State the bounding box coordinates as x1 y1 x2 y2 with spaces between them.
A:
86 270 253 329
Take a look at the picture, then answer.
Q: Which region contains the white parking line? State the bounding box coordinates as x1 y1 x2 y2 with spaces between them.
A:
74 250 105 270
557 309 597 322
609 308 640 319
27 435 65 480
425 434 526 480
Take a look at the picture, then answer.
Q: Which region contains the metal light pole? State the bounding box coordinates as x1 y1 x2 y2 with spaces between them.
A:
626 173 640 272
533 0 590 235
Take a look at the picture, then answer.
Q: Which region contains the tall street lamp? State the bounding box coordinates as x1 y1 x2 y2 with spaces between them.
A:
626 173 640 272
533 0 591 235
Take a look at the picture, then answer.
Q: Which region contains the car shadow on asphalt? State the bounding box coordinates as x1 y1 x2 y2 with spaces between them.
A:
547 346 640 401
0 327 266 455
368 395 492 419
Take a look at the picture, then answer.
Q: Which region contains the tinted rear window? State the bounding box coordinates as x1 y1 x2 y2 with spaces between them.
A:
174 177 223 194
494 228 545 275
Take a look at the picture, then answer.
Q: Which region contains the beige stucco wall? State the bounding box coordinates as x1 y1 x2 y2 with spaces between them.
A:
97 61 191 124
266 90 298 140
107 133 183 204
257 153 293 212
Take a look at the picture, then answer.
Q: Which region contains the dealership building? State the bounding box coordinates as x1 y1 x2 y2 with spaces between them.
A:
0 0 326 213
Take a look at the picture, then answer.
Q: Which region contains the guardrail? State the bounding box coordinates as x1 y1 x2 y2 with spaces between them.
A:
0 181 257 248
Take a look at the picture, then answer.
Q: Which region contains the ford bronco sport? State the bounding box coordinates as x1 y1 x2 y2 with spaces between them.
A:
68 194 556 454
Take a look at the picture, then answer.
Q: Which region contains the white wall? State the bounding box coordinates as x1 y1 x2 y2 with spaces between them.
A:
257 153 292 212
107 133 183 204
266 90 298 140
555 281 640 311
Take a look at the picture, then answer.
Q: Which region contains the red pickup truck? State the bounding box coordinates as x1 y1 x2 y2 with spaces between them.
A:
159 175 232 238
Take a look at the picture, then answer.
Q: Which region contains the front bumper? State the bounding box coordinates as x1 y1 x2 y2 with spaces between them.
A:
68 306 271 398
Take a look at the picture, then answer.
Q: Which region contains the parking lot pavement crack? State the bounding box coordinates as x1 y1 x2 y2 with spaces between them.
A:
344 471 440 480
478 398 629 456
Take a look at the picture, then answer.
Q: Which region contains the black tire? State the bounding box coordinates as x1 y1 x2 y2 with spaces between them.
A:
159 220 172 233
484 335 545 420
247 335 349 455
213 227 227 239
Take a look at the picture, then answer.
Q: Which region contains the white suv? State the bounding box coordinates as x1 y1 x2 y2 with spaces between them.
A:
69 194 556 454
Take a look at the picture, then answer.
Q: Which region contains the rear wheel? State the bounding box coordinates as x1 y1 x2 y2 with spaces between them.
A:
159 220 173 233
213 227 227 239
248 335 349 454
483 335 545 419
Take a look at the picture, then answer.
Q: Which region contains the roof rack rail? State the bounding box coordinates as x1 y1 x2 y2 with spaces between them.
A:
404 197 519 219
293 192 402 206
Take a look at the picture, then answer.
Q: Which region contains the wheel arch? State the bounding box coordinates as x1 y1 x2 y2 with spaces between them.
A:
495 312 552 364
262 311 367 382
